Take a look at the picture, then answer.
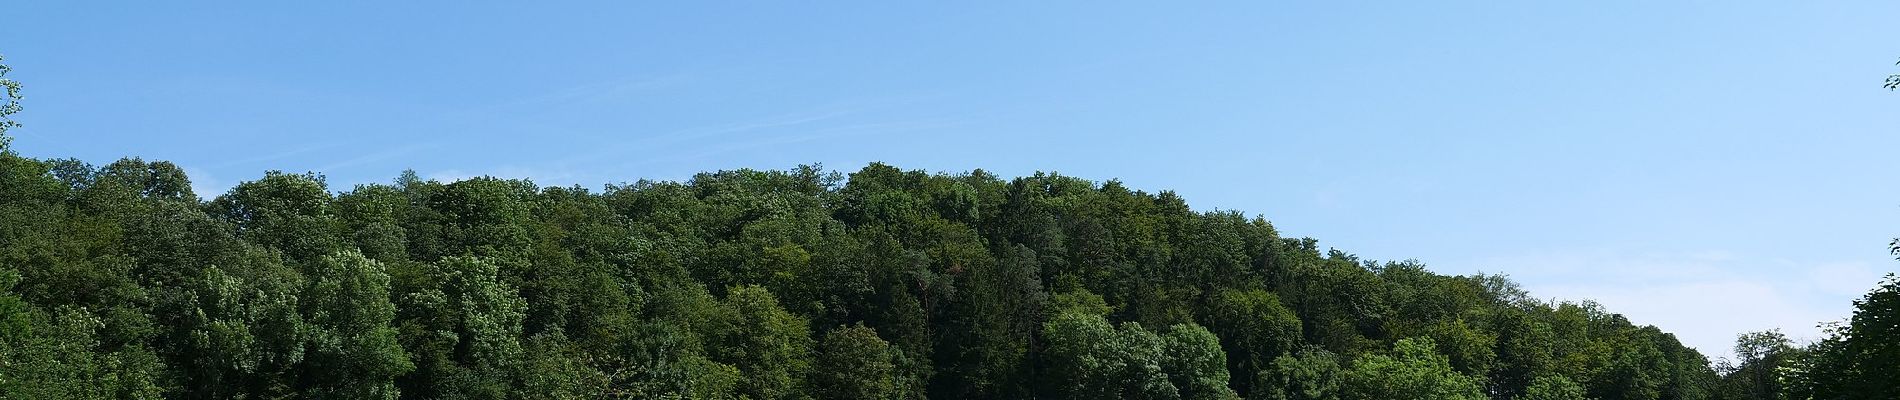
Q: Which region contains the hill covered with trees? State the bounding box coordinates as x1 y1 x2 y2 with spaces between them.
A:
1 56 1896 399
0 148 1732 399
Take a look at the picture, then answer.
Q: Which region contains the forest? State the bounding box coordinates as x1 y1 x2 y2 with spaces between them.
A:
1 59 1898 400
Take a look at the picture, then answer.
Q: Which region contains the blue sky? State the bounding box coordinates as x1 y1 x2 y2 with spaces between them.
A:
4 1 1898 361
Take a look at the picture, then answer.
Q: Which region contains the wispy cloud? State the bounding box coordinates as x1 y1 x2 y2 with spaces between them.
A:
1536 278 1815 363
208 142 341 169
620 118 962 168
315 143 433 173
181 165 226 199
423 169 471 183
560 108 861 166
450 73 692 121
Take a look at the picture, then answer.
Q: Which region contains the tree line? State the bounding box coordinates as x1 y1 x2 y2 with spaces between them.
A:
0 55 1896 399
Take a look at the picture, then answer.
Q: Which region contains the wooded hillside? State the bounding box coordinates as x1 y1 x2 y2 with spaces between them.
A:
1 151 1735 399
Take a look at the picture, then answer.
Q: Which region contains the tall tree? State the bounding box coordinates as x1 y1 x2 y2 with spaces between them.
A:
1723 329 1793 399
0 53 20 146
812 324 899 400
298 250 412 398
706 285 813 400
1161 323 1242 400
395 256 527 399
1204 288 1303 398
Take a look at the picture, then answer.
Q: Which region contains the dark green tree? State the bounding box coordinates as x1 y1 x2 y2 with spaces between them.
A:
1204 288 1303 398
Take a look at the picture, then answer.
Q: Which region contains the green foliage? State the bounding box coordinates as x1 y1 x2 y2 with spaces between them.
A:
1204 288 1303 398
396 255 527 399
1040 310 1179 399
1258 346 1343 400
1719 329 1793 400
1520 375 1587 400
1051 289 1114 317
1041 309 1240 400
812 324 898 400
299 250 411 398
1341 337 1485 400
173 262 307 398
1161 323 1243 400
0 267 165 399
706 285 813 400
210 171 340 262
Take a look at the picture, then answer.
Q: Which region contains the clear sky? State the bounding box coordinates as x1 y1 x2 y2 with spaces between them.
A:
4 1 1898 361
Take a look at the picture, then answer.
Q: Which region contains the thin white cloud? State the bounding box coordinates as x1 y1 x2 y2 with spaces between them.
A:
1536 279 1818 363
181 166 226 199
208 142 340 169
449 73 692 121
557 108 860 166
1795 260 1885 297
315 143 431 173
619 118 962 168
423 169 470 183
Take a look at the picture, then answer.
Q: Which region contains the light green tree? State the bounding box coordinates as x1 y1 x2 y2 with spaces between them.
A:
812 324 898 400
1042 309 1241 400
707 285 812 400
1161 323 1242 400
0 269 165 398
1341 338 1485 400
1520 375 1588 400
1723 329 1793 400
1258 347 1343 400
397 256 527 399
1041 311 1170 399
298 250 411 398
